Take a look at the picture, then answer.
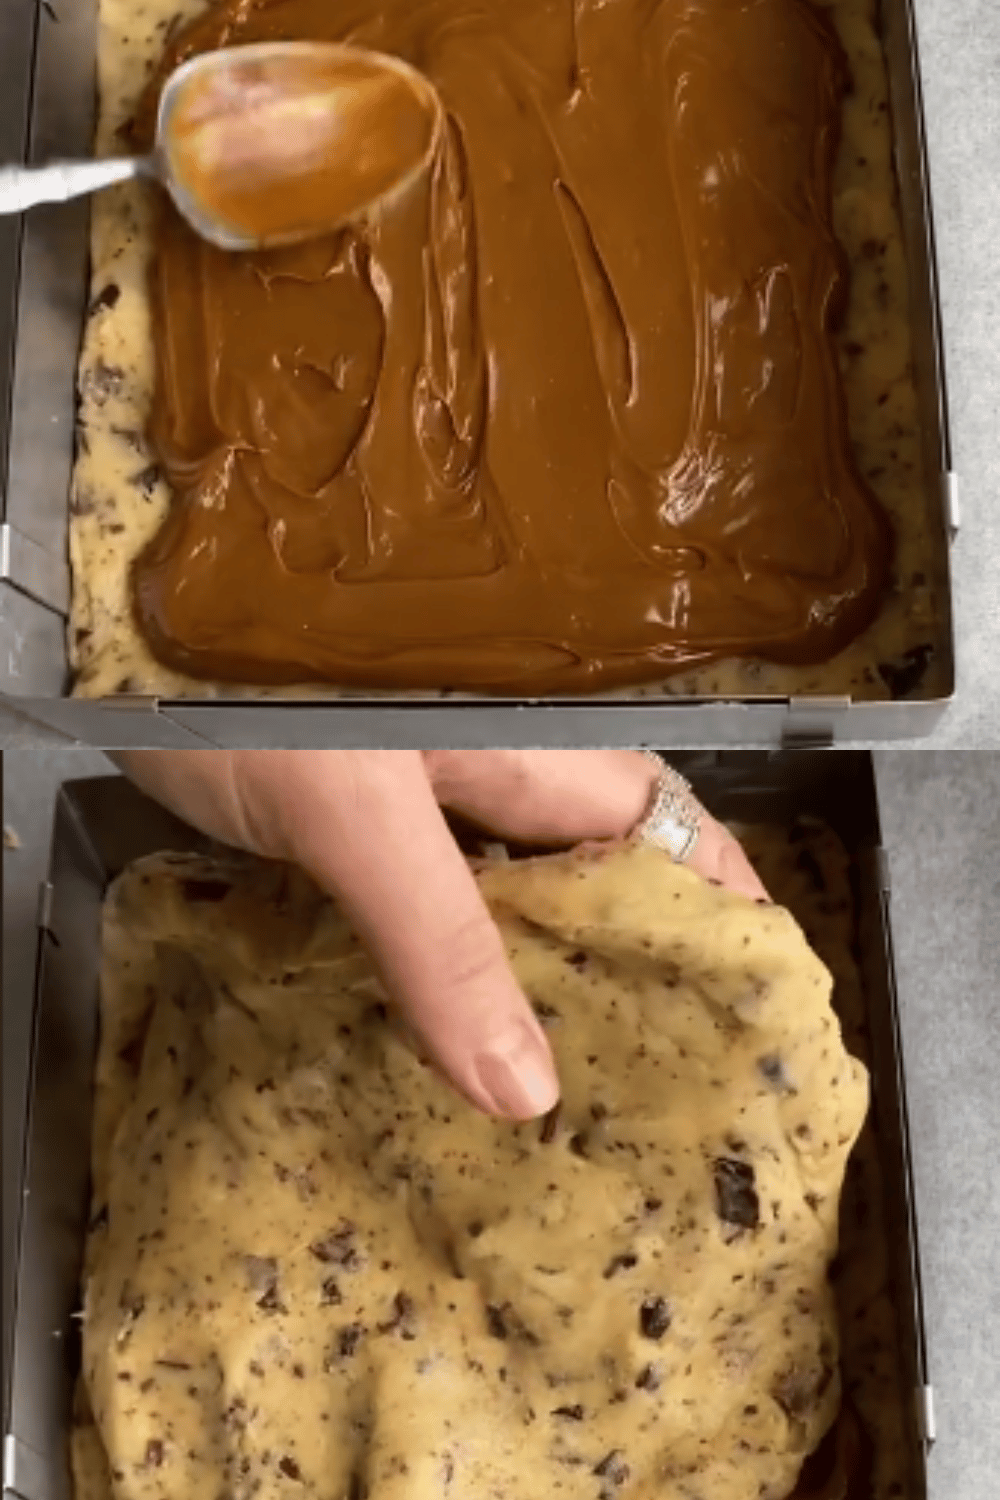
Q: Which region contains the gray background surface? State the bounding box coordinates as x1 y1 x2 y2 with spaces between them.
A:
0 0 999 749
4 747 1000 1496
911 0 1000 748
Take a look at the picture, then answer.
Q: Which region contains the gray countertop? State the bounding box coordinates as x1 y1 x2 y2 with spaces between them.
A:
3 747 1000 1496
907 0 1000 748
1 0 999 750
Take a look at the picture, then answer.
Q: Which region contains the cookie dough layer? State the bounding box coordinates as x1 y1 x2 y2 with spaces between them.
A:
70 0 946 701
736 818 920 1500
74 844 867 1500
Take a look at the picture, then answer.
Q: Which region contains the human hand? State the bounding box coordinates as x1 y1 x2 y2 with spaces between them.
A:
109 749 768 1120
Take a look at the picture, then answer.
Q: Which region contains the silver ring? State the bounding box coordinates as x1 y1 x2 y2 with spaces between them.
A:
633 751 702 863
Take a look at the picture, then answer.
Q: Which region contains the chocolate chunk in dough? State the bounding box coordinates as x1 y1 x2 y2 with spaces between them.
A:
639 1297 672 1341
309 1224 361 1268
377 1292 417 1340
84 359 125 404
603 1254 638 1279
143 1440 164 1469
713 1158 761 1230
595 1450 631 1499
89 282 121 315
877 643 935 699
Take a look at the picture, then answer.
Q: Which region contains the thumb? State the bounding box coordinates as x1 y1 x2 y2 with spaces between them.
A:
265 752 560 1122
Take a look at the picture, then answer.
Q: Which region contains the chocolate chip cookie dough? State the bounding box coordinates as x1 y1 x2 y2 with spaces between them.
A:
735 817 920 1500
73 844 869 1500
70 0 946 701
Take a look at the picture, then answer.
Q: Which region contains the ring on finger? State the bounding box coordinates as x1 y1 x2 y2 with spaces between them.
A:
632 751 702 863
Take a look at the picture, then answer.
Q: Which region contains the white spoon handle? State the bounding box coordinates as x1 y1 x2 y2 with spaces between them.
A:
0 156 151 215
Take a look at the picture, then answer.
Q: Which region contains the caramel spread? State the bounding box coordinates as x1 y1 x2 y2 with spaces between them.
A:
133 0 892 695
165 45 441 247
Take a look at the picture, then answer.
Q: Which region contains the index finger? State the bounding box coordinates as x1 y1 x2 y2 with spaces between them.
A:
270 752 560 1122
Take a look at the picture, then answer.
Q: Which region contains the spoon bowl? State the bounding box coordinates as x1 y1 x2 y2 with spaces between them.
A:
0 41 444 252
159 42 444 250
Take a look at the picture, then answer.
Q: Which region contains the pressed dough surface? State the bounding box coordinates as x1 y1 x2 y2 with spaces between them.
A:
734 818 917 1500
73 841 871 1500
68 0 946 701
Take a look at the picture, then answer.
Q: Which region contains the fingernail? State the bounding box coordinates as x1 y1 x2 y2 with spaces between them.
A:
475 1024 560 1120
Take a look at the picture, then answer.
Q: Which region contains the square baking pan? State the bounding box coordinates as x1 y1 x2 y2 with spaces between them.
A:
0 0 958 748
2 751 934 1500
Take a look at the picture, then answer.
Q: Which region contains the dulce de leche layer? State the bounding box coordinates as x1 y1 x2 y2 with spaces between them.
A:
133 0 892 695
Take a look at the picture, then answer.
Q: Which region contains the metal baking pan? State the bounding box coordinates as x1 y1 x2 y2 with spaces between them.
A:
0 0 958 748
0 0 959 747
2 752 933 1500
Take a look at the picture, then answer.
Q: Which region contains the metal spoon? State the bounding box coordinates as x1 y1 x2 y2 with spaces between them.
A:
0 41 443 251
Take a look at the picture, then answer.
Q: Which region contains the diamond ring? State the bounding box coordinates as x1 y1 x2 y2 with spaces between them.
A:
632 751 702 863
